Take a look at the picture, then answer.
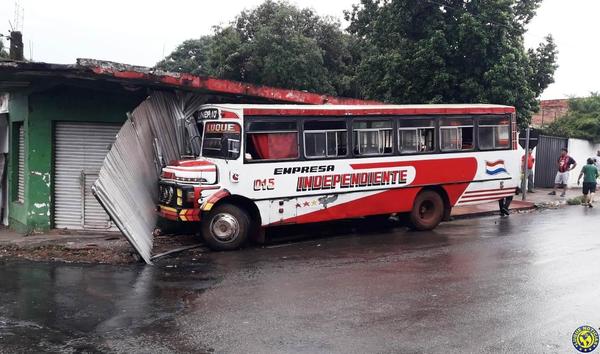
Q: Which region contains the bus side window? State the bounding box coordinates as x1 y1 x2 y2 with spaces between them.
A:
352 120 393 156
398 119 435 153
440 118 474 151
478 116 511 150
303 120 347 158
246 121 299 161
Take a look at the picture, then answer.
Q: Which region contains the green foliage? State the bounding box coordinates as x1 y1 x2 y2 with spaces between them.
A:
156 0 558 125
567 195 584 205
156 1 359 96
345 0 558 126
156 37 215 75
544 94 600 142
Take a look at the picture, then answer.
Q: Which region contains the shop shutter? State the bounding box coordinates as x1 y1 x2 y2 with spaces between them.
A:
54 122 121 230
17 124 24 203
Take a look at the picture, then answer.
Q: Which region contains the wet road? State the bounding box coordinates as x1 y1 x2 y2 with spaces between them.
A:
1 207 600 353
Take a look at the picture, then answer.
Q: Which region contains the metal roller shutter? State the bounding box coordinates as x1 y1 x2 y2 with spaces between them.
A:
17 124 24 203
54 122 121 230
533 135 568 188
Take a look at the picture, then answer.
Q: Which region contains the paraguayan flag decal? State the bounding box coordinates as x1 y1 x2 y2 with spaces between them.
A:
485 160 508 175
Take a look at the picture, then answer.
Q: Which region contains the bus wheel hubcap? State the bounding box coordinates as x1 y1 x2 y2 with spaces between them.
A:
419 201 434 220
211 213 239 242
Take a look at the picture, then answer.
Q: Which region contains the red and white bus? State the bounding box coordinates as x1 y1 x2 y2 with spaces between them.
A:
157 104 519 250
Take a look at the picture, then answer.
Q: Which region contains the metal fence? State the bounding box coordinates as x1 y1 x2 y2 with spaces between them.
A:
534 135 568 188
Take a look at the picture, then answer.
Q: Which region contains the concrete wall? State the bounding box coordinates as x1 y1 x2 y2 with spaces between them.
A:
8 93 28 232
7 85 145 232
566 138 600 188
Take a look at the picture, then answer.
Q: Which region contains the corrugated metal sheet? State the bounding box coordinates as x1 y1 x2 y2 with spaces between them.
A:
54 122 121 229
17 123 24 203
93 91 206 264
534 135 568 188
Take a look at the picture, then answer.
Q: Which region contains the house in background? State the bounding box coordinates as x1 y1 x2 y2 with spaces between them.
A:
0 59 372 234
531 99 569 128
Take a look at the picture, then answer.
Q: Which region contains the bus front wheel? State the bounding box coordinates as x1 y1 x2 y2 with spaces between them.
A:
409 190 444 230
202 204 249 251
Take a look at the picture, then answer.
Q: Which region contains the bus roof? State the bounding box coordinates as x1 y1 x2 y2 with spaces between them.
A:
204 103 516 117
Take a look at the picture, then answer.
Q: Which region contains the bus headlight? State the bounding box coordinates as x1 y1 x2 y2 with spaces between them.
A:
159 185 174 204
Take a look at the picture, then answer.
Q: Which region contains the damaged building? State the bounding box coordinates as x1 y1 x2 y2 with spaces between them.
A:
0 58 370 260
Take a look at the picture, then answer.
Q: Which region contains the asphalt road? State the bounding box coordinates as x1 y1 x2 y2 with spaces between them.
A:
1 207 600 354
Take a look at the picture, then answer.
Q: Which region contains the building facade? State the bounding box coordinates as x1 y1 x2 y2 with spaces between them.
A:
8 86 145 232
531 99 569 128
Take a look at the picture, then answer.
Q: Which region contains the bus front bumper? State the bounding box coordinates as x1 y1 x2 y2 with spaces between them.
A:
157 205 202 222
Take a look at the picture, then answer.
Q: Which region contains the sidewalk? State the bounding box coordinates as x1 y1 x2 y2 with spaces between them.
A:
451 187 574 218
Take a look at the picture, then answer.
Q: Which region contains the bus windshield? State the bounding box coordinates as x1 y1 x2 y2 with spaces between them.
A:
201 122 241 160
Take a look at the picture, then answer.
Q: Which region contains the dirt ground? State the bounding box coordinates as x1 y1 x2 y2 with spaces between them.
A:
0 228 204 264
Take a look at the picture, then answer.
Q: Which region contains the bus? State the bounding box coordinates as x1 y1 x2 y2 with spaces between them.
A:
157 104 519 250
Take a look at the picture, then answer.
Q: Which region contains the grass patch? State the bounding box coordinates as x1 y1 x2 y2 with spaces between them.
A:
567 195 585 205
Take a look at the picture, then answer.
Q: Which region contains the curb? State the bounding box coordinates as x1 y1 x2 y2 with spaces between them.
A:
451 204 537 220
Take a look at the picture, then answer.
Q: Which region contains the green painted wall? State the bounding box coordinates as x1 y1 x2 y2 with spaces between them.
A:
8 85 145 232
8 93 28 232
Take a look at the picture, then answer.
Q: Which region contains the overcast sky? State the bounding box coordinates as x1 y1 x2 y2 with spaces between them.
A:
0 0 597 100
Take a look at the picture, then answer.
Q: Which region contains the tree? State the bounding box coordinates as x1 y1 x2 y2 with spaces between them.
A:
345 0 558 126
156 1 359 97
155 36 215 75
544 94 600 142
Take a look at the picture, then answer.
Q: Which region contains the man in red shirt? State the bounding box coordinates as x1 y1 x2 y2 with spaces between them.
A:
521 151 535 193
549 148 577 197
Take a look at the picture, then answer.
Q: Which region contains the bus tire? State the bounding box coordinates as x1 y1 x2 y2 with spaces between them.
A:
202 204 249 251
409 190 444 231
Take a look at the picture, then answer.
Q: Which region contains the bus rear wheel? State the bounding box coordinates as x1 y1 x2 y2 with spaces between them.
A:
410 190 444 231
202 204 249 251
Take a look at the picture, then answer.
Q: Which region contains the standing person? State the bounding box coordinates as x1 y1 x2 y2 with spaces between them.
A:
593 150 600 171
521 150 535 193
577 158 599 207
549 148 577 197
498 196 513 216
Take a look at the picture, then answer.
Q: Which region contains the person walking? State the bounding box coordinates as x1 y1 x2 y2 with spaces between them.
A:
549 148 577 197
593 150 600 170
577 158 599 207
521 151 535 193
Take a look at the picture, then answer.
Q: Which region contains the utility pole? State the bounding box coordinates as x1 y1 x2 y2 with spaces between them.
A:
521 126 531 201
